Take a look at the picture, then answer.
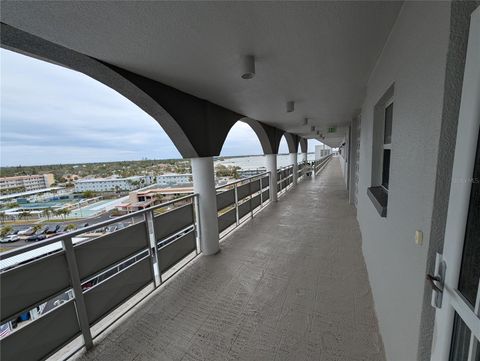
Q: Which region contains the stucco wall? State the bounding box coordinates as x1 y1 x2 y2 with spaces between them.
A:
356 3 451 360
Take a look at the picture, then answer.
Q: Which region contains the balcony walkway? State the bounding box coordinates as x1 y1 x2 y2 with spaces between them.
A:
74 157 384 361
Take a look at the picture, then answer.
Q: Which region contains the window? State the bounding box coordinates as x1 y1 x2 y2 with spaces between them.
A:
367 85 394 217
382 101 393 190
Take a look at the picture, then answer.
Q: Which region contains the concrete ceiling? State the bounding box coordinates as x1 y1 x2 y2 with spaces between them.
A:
1 1 403 146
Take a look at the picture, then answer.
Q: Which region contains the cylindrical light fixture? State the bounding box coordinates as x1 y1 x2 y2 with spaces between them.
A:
241 55 255 79
286 101 295 113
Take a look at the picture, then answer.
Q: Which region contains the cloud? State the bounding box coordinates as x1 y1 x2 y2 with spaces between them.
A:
1 49 322 167
0 49 262 166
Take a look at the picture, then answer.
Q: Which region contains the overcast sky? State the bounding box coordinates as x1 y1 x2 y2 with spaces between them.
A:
1 49 320 166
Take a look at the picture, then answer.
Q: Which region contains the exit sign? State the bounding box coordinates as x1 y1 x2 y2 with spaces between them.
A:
328 127 336 133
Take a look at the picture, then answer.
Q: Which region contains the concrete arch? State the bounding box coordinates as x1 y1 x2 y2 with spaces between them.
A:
283 132 300 153
300 138 308 153
1 23 217 158
238 118 275 154
1 23 306 159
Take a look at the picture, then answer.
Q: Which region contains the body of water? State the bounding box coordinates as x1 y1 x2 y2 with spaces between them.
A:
215 153 316 170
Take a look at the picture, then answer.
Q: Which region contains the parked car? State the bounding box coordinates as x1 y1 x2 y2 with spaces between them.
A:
25 234 47 242
105 225 117 233
38 226 49 234
17 227 35 236
0 234 20 243
45 225 60 234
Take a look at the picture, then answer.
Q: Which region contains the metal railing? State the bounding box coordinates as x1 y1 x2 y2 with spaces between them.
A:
277 164 294 196
0 157 331 361
297 160 308 181
216 171 270 237
0 194 200 361
312 154 332 175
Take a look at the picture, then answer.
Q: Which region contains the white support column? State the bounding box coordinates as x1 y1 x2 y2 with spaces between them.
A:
265 154 278 202
191 157 219 255
290 153 298 186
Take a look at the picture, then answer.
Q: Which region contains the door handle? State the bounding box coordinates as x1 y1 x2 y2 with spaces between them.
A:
428 253 446 309
426 274 443 293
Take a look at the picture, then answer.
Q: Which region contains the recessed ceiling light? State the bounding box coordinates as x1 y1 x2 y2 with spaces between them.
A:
241 55 255 79
286 101 295 113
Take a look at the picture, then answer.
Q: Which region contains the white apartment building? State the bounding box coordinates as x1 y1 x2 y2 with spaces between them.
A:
0 174 55 193
74 175 154 193
315 144 331 159
155 173 192 186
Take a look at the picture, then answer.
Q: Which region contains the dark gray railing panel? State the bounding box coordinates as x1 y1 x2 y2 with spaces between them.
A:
216 189 235 211
218 208 236 232
75 222 149 280
251 194 261 210
250 179 261 194
84 258 152 325
239 201 251 219
262 190 269 201
0 301 80 361
261 176 269 189
157 231 196 273
153 204 194 241
237 183 250 200
1 252 70 322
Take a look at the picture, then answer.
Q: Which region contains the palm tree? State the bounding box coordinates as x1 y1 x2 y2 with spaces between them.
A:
0 225 13 237
53 209 62 219
19 211 31 221
65 224 76 231
60 208 71 220
42 207 53 220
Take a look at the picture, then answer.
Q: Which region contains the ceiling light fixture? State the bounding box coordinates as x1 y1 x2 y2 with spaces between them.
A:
286 101 295 113
241 55 255 79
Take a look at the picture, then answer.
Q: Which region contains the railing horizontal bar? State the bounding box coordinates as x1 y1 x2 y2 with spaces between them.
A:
215 171 270 191
0 194 198 260
0 285 72 325
157 228 195 251
80 248 149 288
82 252 150 295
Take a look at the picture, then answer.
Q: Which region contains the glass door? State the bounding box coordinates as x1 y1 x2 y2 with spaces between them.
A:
430 6 480 361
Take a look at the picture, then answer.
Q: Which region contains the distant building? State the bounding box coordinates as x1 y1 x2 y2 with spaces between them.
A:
315 144 331 159
74 175 155 193
156 173 192 186
0 174 55 194
118 187 193 213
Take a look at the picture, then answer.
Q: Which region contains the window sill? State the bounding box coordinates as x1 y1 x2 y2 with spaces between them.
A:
367 186 388 217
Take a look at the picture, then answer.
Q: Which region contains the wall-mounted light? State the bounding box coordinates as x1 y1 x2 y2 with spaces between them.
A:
303 118 308 126
316 130 320 136
286 101 295 113
241 55 255 79
311 125 315 132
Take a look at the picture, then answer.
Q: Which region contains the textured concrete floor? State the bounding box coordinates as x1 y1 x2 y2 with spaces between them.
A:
74 158 385 361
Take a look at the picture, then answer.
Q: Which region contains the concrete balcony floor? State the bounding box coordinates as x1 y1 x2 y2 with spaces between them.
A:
74 158 384 361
